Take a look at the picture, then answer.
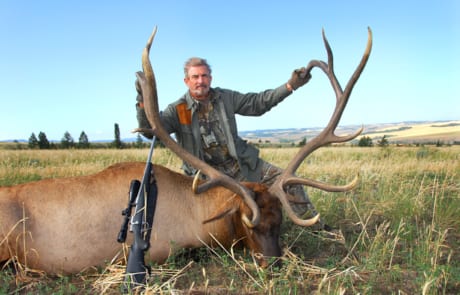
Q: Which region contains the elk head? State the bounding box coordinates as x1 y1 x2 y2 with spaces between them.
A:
201 182 283 267
136 27 372 228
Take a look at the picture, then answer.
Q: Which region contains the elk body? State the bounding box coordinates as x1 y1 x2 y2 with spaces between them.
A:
0 27 372 275
0 162 283 274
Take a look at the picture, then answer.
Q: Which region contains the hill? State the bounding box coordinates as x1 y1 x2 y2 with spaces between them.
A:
240 120 460 145
360 121 460 144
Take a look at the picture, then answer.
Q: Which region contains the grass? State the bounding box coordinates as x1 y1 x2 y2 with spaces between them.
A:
1 146 459 294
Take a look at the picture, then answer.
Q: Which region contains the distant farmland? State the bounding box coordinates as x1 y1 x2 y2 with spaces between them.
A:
240 120 460 145
361 120 460 144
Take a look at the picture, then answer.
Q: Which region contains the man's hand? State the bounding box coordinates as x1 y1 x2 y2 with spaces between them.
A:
287 67 312 91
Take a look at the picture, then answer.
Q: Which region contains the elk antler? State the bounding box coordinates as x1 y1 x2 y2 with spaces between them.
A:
269 28 373 226
137 27 260 227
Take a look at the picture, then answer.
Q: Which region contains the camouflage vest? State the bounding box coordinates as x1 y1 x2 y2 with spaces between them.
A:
196 100 240 179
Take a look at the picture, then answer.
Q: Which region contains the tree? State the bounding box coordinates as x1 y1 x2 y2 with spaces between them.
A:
135 133 144 148
28 133 39 149
112 123 123 149
78 131 90 149
358 136 373 147
298 137 307 147
38 132 50 149
61 131 74 149
377 135 389 147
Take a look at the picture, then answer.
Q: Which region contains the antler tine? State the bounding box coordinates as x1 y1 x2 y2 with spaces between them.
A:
343 27 373 108
284 174 359 192
269 28 372 226
139 27 260 227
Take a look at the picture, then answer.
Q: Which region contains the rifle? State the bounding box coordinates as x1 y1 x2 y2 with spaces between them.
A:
117 136 158 289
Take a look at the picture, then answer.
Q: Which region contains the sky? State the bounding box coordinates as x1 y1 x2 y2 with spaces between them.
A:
1 0 459 141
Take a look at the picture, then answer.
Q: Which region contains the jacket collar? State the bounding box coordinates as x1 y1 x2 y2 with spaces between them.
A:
184 88 219 111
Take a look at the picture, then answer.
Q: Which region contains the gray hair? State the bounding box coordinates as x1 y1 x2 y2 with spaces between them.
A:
183 57 212 77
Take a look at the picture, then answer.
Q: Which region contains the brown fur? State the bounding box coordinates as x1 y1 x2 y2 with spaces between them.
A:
0 162 282 274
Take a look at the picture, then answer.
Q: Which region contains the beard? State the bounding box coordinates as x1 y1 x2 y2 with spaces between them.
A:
191 85 210 98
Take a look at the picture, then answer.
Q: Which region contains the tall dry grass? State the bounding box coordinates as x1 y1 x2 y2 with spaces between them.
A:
0 149 182 187
1 146 459 294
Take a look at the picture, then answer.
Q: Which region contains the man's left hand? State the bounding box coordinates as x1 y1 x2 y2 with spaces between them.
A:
287 67 312 90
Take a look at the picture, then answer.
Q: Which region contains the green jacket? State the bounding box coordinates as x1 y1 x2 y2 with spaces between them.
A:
137 84 292 182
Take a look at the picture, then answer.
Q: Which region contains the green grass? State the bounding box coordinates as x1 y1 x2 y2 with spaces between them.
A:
1 146 459 294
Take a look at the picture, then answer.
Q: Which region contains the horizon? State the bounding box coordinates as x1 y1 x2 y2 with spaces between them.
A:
2 119 458 143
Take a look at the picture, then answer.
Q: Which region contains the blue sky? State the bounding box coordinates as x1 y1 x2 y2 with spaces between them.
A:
1 1 459 141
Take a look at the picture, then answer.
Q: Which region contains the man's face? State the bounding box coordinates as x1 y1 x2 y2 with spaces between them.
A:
184 65 212 100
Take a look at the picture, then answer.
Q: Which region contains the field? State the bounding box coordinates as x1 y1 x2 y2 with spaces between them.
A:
1 146 459 294
239 120 460 145
362 121 460 144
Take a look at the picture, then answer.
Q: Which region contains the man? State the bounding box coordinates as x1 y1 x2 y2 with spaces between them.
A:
136 57 326 228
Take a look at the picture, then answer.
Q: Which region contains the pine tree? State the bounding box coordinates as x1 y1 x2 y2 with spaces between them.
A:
78 131 90 149
28 133 39 149
61 131 74 149
38 132 50 149
112 123 123 149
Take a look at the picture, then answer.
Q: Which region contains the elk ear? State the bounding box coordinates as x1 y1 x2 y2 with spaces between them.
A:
202 207 238 224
